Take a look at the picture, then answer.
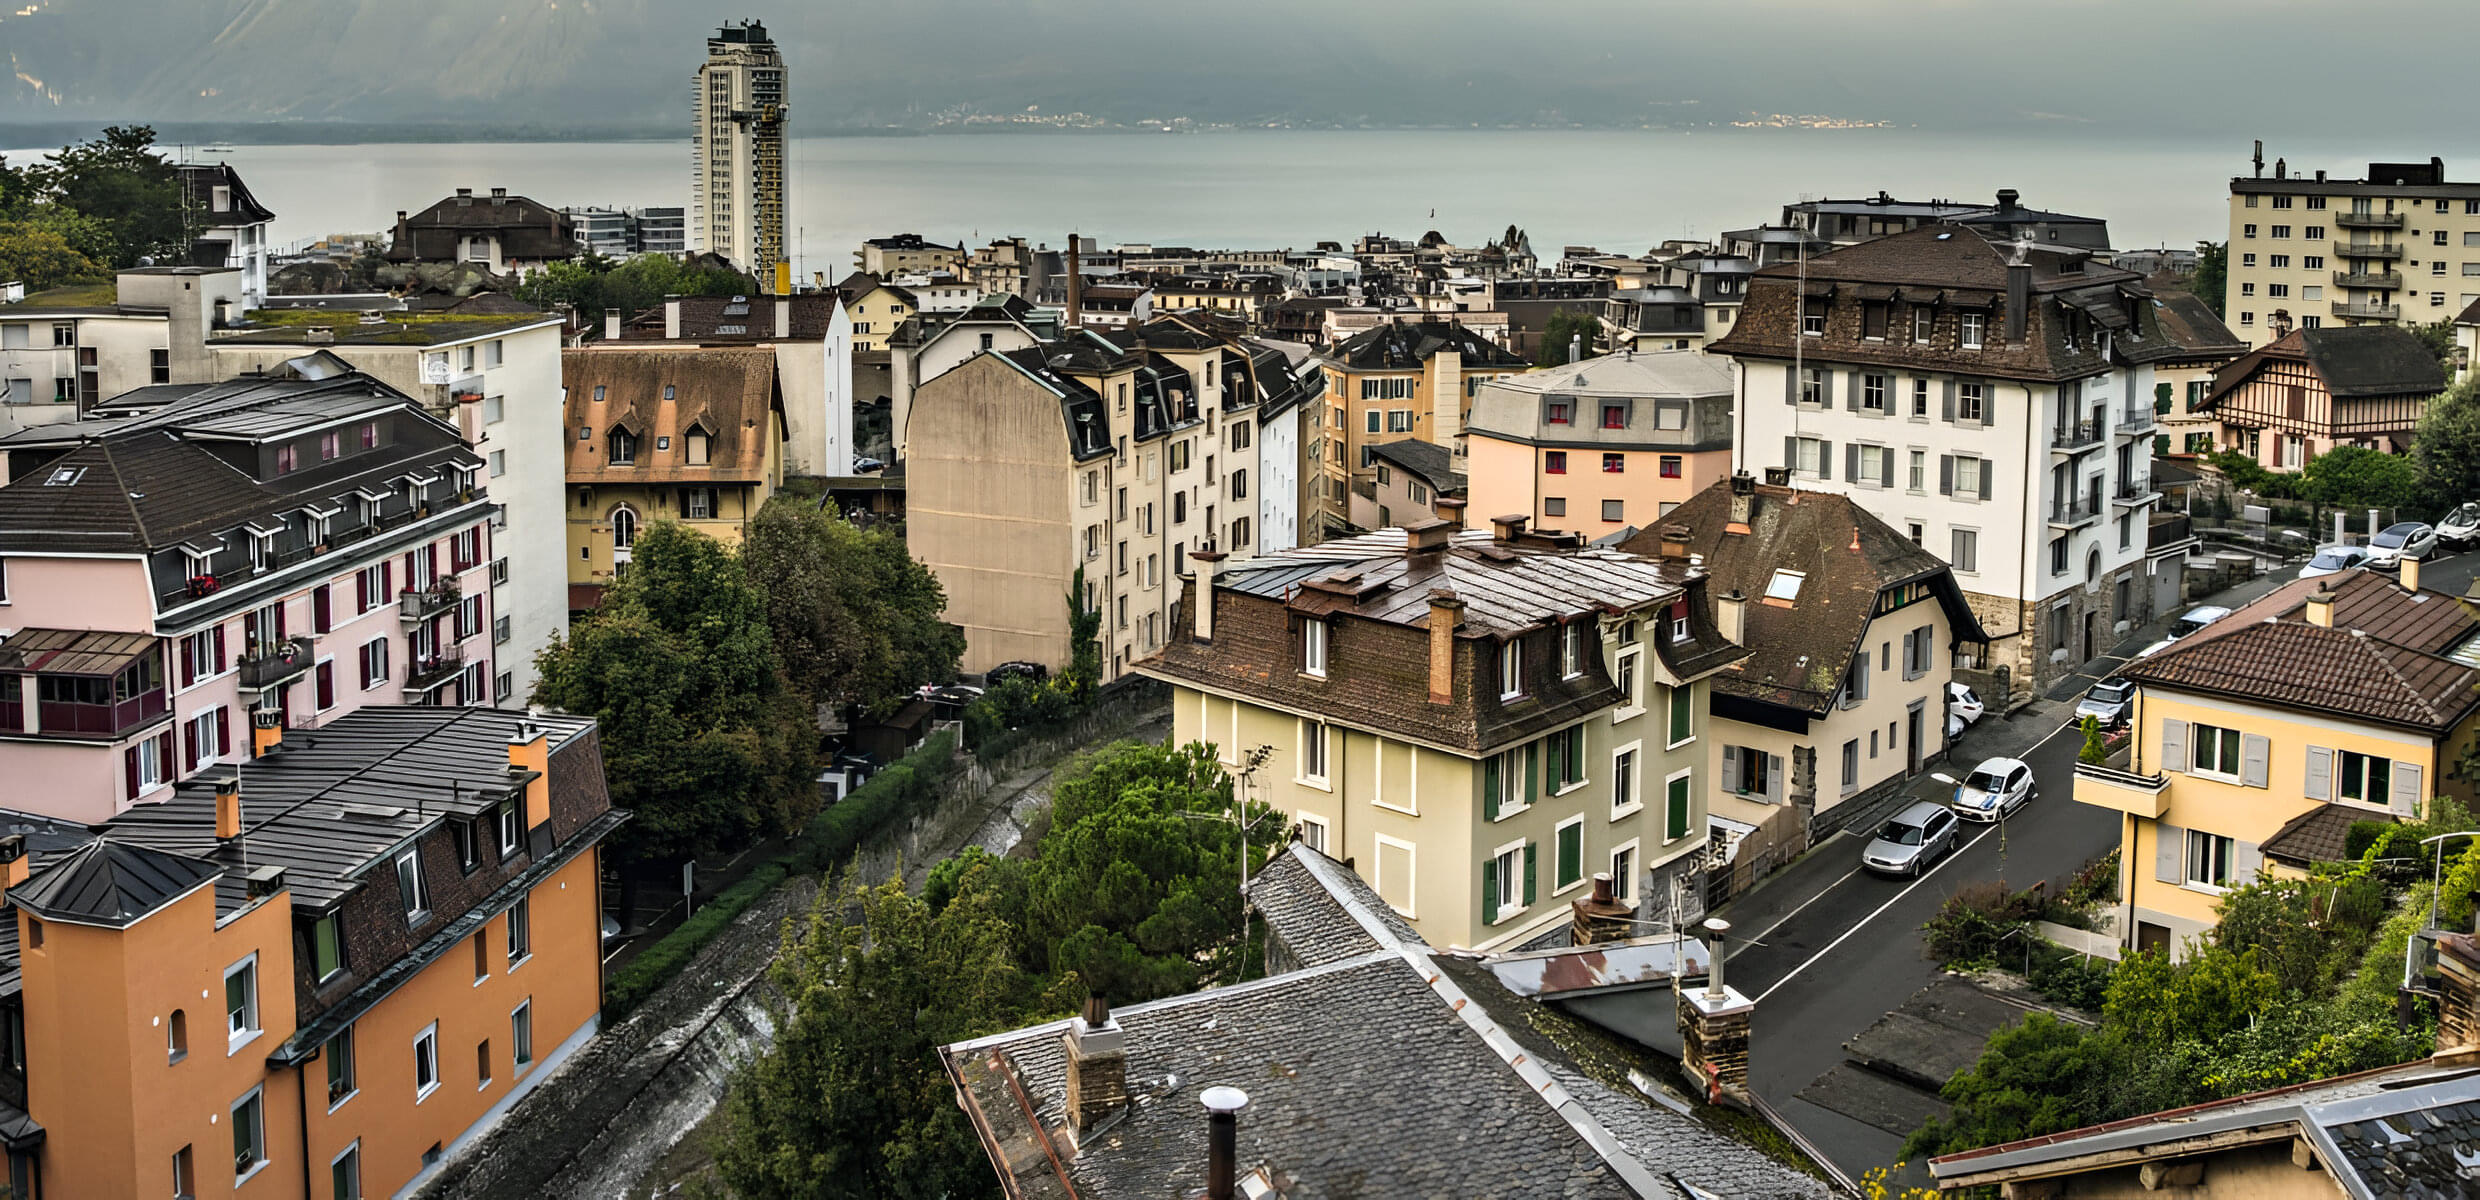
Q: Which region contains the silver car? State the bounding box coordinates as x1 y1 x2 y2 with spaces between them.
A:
2074 679 2134 728
2366 522 2437 569
1862 801 1960 876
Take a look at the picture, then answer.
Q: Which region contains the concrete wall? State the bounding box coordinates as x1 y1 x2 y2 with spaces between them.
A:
1257 404 1300 553
908 355 1082 676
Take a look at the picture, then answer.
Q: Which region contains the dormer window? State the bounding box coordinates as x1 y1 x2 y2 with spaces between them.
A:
685 429 711 466
274 445 298 475
1302 620 1327 678
1561 623 1581 678
1960 312 1987 349
608 429 637 466
1499 638 1525 700
1668 600 1690 643
1801 300 1826 336
1546 401 1572 425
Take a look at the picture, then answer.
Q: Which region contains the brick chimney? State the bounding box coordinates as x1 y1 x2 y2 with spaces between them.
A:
1189 550 1225 642
2306 590 2337 628
1434 496 1466 530
508 719 552 837
1678 917 1755 1108
1716 589 1747 646
1490 514 1527 545
1062 996 1128 1140
2404 555 2423 594
1427 589 1465 705
0 835 27 894
1570 872 1635 945
215 777 243 842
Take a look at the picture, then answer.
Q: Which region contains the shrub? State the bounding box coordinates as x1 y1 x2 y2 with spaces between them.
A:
2026 945 2114 1010
1924 880 2045 966
2058 849 2120 911
604 861 791 1018
792 730 960 873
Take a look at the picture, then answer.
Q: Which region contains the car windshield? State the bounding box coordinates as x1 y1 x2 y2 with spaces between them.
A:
1876 820 1924 846
2310 549 2355 568
2453 504 2480 526
2089 682 2132 703
2374 528 2410 548
1964 771 2008 793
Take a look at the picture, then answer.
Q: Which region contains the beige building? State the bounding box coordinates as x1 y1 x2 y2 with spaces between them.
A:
2148 290 2249 456
1139 518 1748 951
1353 439 1463 531
1465 350 1737 537
2225 153 2480 347
1313 319 1528 541
692 20 787 271
857 234 963 278
1648 477 1984 836
837 275 917 352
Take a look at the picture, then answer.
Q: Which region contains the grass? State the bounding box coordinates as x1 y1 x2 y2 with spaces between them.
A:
0 279 119 309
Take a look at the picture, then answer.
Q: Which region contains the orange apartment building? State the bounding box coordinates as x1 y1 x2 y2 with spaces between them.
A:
0 705 624 1199
1312 319 1527 539
1464 350 1737 535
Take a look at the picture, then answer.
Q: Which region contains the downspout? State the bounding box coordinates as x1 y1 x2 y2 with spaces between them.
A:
2019 382 2039 671
295 1060 315 1200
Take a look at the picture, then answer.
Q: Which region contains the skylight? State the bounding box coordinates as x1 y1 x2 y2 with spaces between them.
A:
1764 569 1805 601
43 466 85 487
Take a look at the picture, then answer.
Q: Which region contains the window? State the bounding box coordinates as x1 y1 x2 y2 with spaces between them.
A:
1544 497 1566 517
1302 619 1327 677
1561 623 1582 678
683 488 717 520
1387 409 1415 433
168 1008 187 1062
1959 312 1987 348
2305 255 2324 269
332 1143 362 1200
607 428 637 465
508 895 533 964
173 1146 193 1200
1554 818 1584 892
1297 719 1328 783
1546 400 1572 425
513 1000 534 1069
611 506 638 549
2243 223 2257 238
1861 302 1890 340
1660 455 1682 478
395 850 428 922
2337 750 2393 804
2185 830 2234 889
2270 224 2291 239
1801 299 1825 336
1957 381 1986 422
231 1088 265 1180
2191 722 2243 777
1764 569 1804 601
1602 499 1625 522
1664 770 1692 841
1800 367 1825 405
1909 449 1926 491
1793 436 1826 478
477 1038 493 1088
413 1024 439 1101
1545 726 1587 792
312 913 345 983
1610 843 1637 903
2268 283 2290 298
224 956 259 1048
1616 651 1639 711
1841 738 1861 795
358 637 389 688
1912 307 1933 343
326 1028 357 1106
1499 639 1525 699
1601 403 1626 429
1365 410 1380 435
1602 452 1624 473
1953 455 1987 496
1911 377 1930 416
1667 684 1693 746
1862 373 1887 411
275 444 297 475
1545 451 1567 474
1612 747 1639 816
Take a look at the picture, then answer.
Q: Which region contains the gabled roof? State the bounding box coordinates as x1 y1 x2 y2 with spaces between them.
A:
386 190 579 263
1328 318 1528 370
179 162 275 226
561 346 785 485
1365 437 1463 492
630 292 843 342
2124 617 2480 733
7 839 222 929
2204 326 2448 409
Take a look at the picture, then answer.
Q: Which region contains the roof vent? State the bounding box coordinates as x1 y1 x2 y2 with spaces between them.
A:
338 803 406 821
245 864 285 899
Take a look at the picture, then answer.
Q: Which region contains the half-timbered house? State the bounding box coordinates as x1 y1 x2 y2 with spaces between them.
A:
2197 326 2446 471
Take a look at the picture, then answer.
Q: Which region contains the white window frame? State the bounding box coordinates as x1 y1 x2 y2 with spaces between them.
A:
512 999 535 1073
1613 650 1643 719
1561 623 1582 679
1302 619 1327 678
1491 838 1526 917
1296 812 1329 855
507 895 534 968
1662 767 1695 844
395 849 428 922
2184 829 2235 893
1552 815 1588 896
1764 569 1804 601
1296 719 1330 789
1665 684 1696 750
1499 639 1525 699
412 1022 440 1103
497 800 521 857
224 953 261 1054
1608 839 1640 904
2190 722 2243 781
330 1140 362 1200
1610 741 1643 819
232 1085 269 1184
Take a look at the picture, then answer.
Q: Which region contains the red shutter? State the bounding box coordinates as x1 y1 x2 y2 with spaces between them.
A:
212 625 226 673
316 662 334 710
124 746 139 799
183 719 198 773
179 637 196 688
160 733 174 780
275 599 289 640
382 562 394 605
429 543 441 580
357 646 370 690
217 706 232 756
315 586 332 633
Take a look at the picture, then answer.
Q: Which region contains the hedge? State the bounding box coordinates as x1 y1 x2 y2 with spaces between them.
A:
604 861 791 1018
790 729 961 873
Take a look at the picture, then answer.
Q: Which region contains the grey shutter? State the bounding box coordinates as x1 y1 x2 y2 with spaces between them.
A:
2154 822 2184 883
1941 378 1958 421
1901 630 1919 679
1820 370 1835 408
1723 745 1740 793
1978 459 1994 501
2391 761 2423 816
1784 365 1797 406
1784 435 1797 474
1845 442 1860 483
2240 733 2270 789
1880 447 1897 489
2304 747 2333 802
1845 370 1860 411
1939 454 1955 496
1767 754 1785 803
1820 440 1834 480
2160 719 2188 773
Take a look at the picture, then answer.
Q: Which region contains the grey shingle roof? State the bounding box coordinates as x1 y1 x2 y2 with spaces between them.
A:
7 839 222 929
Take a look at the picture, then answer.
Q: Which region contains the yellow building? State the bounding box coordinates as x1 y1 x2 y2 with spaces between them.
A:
561 346 787 601
2077 567 2480 957
1313 319 1528 541
1138 516 1747 951
2224 152 2480 347
838 276 918 352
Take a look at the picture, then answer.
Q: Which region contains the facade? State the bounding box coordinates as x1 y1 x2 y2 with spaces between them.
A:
2148 290 2250 456
1601 285 1707 351
2459 295 2480 385
691 20 788 272
2225 154 2480 347
1465 350 1736 535
1139 519 1748 951
1649 478 1986 835
560 206 687 258
2076 568 2480 958
1353 438 1463 531
615 291 855 477
178 163 276 310
0 364 497 825
857 234 963 278
384 189 580 276
1312 320 1529 541
1709 224 2204 704
2197 325 2447 470
560 346 788 597
838 276 917 352
0 705 623 1200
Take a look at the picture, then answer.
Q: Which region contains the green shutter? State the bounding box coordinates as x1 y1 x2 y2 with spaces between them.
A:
1668 776 1690 840
1524 742 1540 803
1558 825 1581 888
1482 857 1499 924
1484 754 1501 821
1523 844 1537 907
1669 685 1692 743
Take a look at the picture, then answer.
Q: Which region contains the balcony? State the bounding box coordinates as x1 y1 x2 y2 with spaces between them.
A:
2333 301 2402 321
2333 241 2406 261
237 637 313 691
400 580 460 623
2334 211 2406 230
2149 511 2195 551
2118 405 2156 436
2048 499 2102 530
2074 761 2169 819
2333 270 2404 290
2111 480 2158 506
35 690 168 739
2050 417 2105 454
403 648 466 694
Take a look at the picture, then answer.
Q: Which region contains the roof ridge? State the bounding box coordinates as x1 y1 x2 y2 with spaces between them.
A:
97 440 151 544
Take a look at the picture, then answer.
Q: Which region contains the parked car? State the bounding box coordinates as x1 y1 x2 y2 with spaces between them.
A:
2438 502 2480 551
1945 682 1985 738
1862 801 1961 876
2165 605 2233 641
985 661 1049 687
2075 678 2135 728
2365 522 2437 569
2298 545 2373 579
1949 756 2035 823
2134 637 2175 659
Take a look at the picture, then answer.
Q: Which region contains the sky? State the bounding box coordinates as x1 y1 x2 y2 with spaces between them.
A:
0 0 2470 142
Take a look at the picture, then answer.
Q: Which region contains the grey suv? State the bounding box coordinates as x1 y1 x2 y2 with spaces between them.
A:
1862 801 1960 877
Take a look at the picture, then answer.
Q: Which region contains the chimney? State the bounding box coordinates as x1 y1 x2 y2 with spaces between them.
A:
1404 517 1452 558
1658 523 1691 560
1490 514 1528 544
215 777 243 841
1677 916 1755 1107
1995 187 2020 213
664 295 682 340
2274 157 2287 181
1062 996 1129 1138
508 720 552 836
1762 466 1792 487
1727 471 1755 531
0 835 26 894
456 187 473 206
603 309 621 341
2005 260 2031 344
1065 237 1083 329
2403 555 2423 594
1716 589 1747 645
489 187 507 205
1434 496 1467 530
1570 872 1635 945
1427 589 1465 705
2436 934 2480 1059
1189 550 1225 642
251 708 283 758
2305 590 2336 628
2253 139 2264 179
244 864 285 899
1202 1086 1250 1200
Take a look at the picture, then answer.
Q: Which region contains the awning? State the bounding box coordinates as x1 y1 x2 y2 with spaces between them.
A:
0 628 157 676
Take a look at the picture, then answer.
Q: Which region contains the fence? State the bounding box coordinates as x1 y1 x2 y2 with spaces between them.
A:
1705 802 1812 909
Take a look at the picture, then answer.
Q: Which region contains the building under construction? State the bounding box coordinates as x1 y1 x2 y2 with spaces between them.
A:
690 19 787 273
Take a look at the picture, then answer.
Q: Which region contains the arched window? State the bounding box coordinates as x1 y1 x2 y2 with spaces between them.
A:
610 506 639 550
168 1009 188 1062
608 428 638 466
2085 548 2103 586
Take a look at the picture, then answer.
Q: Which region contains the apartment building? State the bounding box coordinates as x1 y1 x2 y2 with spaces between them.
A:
2151 291 2250 456
1783 189 2112 252
835 275 917 353
2226 154 2480 348
2076 567 2480 958
0 705 623 1199
1465 350 1736 535
1140 518 1747 950
385 189 581 277
0 364 497 825
561 206 689 258
1709 224 2201 704
692 20 788 272
178 162 276 309
1652 477 1985 835
1312 319 1528 541
2197 325 2446 471
561 347 788 602
612 290 854 477
855 234 963 278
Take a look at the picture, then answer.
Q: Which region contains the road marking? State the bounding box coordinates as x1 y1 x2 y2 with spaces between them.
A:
1734 861 1862 952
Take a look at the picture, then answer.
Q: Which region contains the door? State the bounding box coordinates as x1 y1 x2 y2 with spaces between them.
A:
2136 921 2172 957
2083 611 2096 661
1906 702 1924 776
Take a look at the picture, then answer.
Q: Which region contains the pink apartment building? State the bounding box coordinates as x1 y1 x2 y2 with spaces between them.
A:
1464 350 1738 535
0 355 496 824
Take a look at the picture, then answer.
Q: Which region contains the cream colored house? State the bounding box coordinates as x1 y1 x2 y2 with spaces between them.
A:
1313 319 1529 541
1138 517 1747 951
2224 153 2480 347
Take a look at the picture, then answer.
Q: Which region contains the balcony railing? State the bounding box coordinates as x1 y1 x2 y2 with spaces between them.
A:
2334 301 2402 321
403 648 466 693
2112 479 2156 504
2119 405 2156 435
237 637 313 691
2333 270 2404 290
400 581 460 623
2334 211 2406 230
2051 417 2105 453
35 691 169 739
2048 499 2102 529
2334 241 2406 261
2149 511 2194 550
2074 761 2169 819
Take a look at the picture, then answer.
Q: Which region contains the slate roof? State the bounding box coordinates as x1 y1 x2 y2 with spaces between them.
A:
618 292 842 342
1243 845 1418 967
179 161 275 225
2148 291 2247 362
2203 325 2449 410
2260 803 2386 868
1366 437 1463 493
386 190 580 263
1467 351 1735 449
562 346 785 485
7 839 223 929
1638 481 1985 716
1328 318 1528 370
946 845 1832 1199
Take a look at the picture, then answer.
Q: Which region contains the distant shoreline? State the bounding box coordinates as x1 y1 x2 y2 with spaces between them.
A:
0 121 1920 149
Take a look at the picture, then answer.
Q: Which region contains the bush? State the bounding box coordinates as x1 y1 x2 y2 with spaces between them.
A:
2026 945 2114 1010
1924 880 2045 966
963 676 1084 761
604 861 791 1018
2058 849 2120 911
792 730 960 873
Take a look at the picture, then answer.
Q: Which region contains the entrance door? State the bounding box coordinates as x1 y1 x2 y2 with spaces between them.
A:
2136 921 2172 957
2083 611 2096 661
1906 702 1925 775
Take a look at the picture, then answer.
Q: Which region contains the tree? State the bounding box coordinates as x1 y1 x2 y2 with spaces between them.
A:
532 521 813 865
1064 565 1102 698
23 126 186 269
2299 444 2419 515
741 496 963 718
515 249 757 324
2076 716 2108 766
2192 240 2227 318
2406 319 2458 375
0 220 100 290
2412 379 2480 504
2210 874 2388 998
1904 1014 2117 1157
1536 307 1602 367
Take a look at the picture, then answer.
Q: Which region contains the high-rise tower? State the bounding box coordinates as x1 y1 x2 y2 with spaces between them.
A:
691 20 787 273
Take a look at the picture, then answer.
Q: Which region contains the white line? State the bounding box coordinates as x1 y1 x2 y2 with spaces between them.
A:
1734 861 1862 952
1754 821 1997 1004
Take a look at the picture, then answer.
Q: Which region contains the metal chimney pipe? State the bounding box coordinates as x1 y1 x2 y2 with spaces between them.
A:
1703 917 1731 1000
1202 1086 1249 1200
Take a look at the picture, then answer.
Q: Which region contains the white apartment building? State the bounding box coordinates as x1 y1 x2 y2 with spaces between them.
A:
691 20 788 273
1711 226 2201 704
2227 153 2480 348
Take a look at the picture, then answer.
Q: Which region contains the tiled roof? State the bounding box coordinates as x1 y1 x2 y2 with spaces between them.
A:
632 292 842 342
2148 291 2247 362
946 845 1832 1199
2259 803 2387 867
386 191 579 263
2123 618 2480 732
6 839 222 929
2240 569 2480 657
1329 318 1528 370
562 346 784 485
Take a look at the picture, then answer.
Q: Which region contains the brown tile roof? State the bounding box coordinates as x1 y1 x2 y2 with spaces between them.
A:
2148 291 2247 363
2260 803 2390 867
2224 569 2480 657
561 346 783 485
2122 619 2480 732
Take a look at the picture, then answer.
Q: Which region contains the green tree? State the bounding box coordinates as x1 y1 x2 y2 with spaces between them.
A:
741 495 963 718
2210 874 2388 998
1904 1014 2116 1158
518 250 758 324
2406 319 2458 375
2104 945 2281 1051
0 220 100 290
2413 379 2480 505
532 521 813 865
24 126 186 269
1064 565 1102 698
1536 308 1602 367
2076 716 2108 766
2300 444 2419 514
2192 240 2227 317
